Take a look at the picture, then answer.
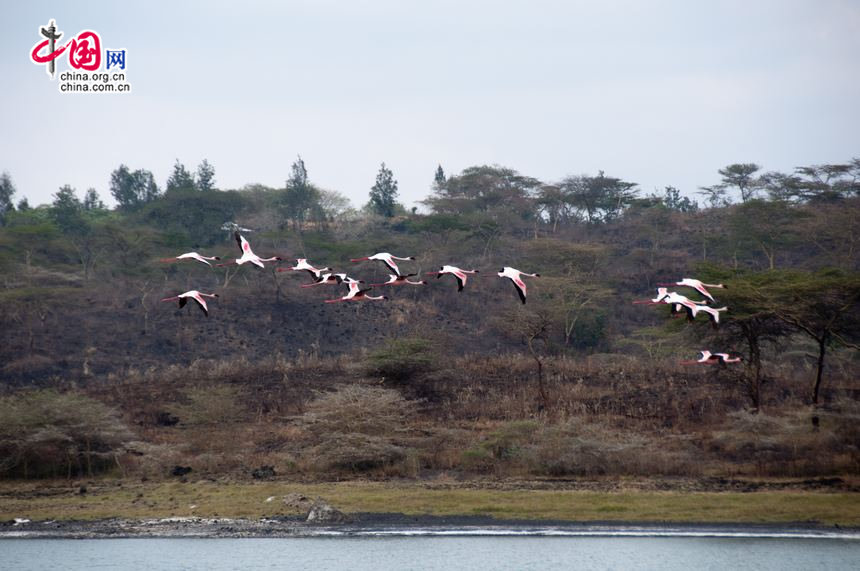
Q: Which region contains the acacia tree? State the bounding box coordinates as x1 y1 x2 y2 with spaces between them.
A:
719 163 762 202
765 270 860 405
560 171 638 223
728 199 807 270
424 165 540 220
696 270 790 411
369 162 399 217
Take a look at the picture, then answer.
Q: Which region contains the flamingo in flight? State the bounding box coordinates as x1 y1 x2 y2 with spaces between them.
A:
656 278 726 303
425 265 480 292
633 288 708 321
371 273 427 287
160 290 219 316
680 350 741 365
277 258 330 281
350 252 415 276
498 267 540 304
324 282 387 303
301 273 363 288
159 252 221 267
216 232 282 268
633 288 707 308
691 304 728 327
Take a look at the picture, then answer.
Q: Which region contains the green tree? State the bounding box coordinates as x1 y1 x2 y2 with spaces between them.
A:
560 171 638 222
433 164 446 190
196 159 216 191
51 186 106 280
718 163 762 202
728 200 807 270
51 185 85 234
110 165 160 210
369 162 399 218
767 160 860 203
16 197 30 211
279 156 321 230
165 159 196 193
701 271 791 411
0 171 16 225
662 186 698 212
83 188 105 211
423 165 541 231
698 184 729 208
764 270 860 405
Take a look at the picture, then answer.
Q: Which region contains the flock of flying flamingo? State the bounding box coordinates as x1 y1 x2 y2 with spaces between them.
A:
160 232 538 308
160 231 737 366
632 278 740 366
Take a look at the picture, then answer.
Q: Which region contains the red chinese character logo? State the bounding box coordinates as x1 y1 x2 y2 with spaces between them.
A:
68 31 101 71
30 21 102 77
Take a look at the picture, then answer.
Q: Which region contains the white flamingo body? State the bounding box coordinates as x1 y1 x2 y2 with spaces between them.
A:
691 304 728 326
278 258 330 280
497 266 540 304
425 265 479 292
160 290 219 316
218 232 281 268
302 273 362 288
371 274 426 287
161 252 221 266
682 350 742 365
351 252 415 276
657 278 725 302
324 282 387 303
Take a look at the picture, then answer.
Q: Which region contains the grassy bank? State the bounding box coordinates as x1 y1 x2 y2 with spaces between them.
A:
2 480 858 526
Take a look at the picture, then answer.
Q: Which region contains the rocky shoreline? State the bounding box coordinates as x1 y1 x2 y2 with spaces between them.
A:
2 514 857 540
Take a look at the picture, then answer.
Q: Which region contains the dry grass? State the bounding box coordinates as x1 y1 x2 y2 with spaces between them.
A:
1 480 858 525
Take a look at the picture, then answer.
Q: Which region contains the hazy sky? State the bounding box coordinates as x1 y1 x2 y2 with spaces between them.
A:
3 0 859 209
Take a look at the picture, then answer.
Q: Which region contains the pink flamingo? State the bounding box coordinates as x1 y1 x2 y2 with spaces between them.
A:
498 266 540 304
691 304 729 327
350 252 415 276
425 265 479 292
370 273 427 287
216 232 282 268
159 252 221 267
680 350 741 365
301 273 363 288
160 290 219 316
324 282 387 303
656 278 726 303
277 258 331 280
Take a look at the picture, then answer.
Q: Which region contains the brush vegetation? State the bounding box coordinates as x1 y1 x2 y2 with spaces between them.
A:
0 159 858 501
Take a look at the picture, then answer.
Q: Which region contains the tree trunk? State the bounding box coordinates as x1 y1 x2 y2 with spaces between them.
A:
812 333 828 405
527 336 548 410
743 324 762 412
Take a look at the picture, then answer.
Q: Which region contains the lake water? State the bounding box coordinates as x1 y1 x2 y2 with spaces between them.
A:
3 535 859 570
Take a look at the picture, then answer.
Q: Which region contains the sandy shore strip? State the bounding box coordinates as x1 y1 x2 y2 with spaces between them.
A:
2 514 858 540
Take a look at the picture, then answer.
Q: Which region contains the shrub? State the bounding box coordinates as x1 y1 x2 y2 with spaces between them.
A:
365 337 437 383
0 389 134 478
295 384 417 473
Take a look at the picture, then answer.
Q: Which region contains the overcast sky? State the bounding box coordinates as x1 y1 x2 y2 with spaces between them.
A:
3 0 859 209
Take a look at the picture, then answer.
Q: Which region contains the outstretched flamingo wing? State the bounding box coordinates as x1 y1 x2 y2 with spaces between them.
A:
190 293 209 316
382 257 401 276
178 297 188 309
694 283 715 301
511 277 527 304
